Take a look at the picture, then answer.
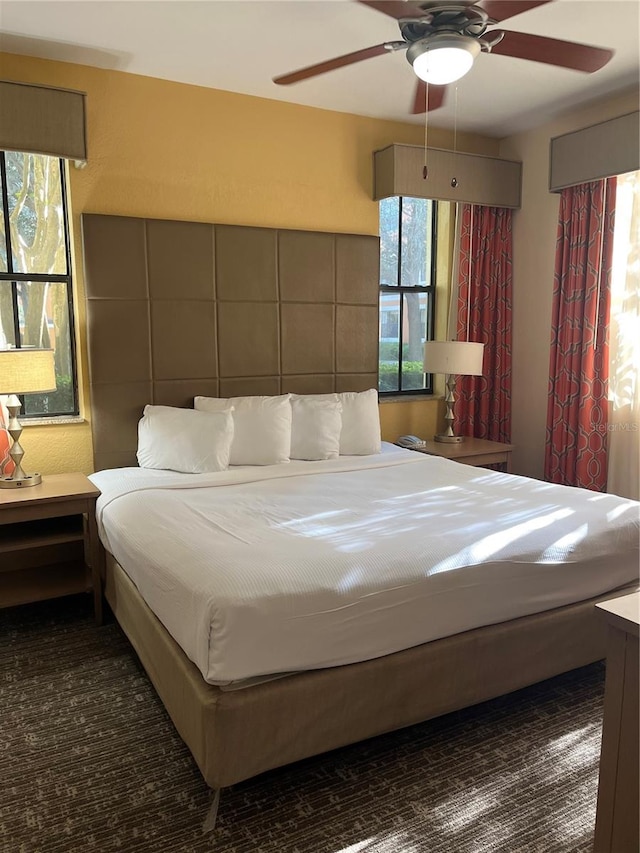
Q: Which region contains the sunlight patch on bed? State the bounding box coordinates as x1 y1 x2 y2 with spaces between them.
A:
464 506 575 559
279 490 471 549
279 491 585 564
428 507 576 573
607 502 637 522
337 566 368 589
282 509 347 528
540 524 588 562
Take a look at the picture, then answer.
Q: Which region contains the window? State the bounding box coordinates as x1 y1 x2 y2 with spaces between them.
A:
0 151 77 416
379 196 437 394
607 169 640 499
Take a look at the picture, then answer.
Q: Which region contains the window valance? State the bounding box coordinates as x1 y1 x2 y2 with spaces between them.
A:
549 111 639 192
0 80 87 161
373 144 522 208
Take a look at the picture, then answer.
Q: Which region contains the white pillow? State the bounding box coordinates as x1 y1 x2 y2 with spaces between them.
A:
194 394 292 465
292 390 381 455
338 389 381 455
290 396 342 461
136 405 234 473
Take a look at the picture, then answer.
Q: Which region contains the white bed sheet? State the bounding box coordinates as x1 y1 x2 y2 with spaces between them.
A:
90 444 640 687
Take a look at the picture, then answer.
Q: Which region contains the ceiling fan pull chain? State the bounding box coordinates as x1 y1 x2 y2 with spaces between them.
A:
423 81 429 180
451 85 459 189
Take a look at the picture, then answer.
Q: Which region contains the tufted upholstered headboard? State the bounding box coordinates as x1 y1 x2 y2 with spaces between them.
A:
81 214 380 471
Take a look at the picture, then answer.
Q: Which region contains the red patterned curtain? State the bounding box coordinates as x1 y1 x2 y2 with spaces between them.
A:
455 204 513 442
544 179 616 491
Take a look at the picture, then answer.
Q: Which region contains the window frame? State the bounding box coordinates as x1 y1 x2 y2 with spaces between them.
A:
0 152 79 418
379 196 438 397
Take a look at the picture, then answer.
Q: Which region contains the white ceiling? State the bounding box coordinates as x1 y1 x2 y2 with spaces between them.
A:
1 0 639 137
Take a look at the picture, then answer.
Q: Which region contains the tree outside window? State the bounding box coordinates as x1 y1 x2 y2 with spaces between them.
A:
0 152 77 416
379 196 437 394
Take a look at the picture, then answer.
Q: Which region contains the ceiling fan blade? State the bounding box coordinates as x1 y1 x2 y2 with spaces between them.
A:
476 1 552 23
357 1 432 20
411 81 448 115
273 43 392 85
491 30 613 72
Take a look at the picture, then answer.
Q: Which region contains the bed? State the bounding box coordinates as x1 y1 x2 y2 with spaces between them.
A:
81 212 640 824
89 443 639 804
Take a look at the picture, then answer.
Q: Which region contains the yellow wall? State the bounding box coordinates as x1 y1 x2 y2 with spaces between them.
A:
1 51 500 473
380 397 445 443
499 87 639 479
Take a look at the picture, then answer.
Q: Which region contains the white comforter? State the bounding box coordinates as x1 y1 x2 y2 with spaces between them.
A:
90 445 640 687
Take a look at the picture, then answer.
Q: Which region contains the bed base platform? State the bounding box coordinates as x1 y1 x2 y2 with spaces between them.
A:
103 554 635 795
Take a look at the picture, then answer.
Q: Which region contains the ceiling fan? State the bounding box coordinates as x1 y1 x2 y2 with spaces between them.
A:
273 0 614 114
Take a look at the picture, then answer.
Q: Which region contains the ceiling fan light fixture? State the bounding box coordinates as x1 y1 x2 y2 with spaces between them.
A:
407 35 481 85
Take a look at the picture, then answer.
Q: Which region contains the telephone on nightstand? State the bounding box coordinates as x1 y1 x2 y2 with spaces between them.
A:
395 435 426 449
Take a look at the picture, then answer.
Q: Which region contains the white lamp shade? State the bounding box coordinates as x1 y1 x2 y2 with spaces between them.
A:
423 341 484 376
409 35 481 86
0 348 57 394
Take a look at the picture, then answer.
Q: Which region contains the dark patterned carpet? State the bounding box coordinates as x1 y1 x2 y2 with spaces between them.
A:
1 595 605 853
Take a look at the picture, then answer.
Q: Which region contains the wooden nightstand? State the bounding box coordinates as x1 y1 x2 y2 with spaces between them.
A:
594 592 639 853
0 473 102 622
410 437 514 472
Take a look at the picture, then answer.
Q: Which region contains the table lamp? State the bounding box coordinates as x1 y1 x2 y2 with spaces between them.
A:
423 340 484 443
0 348 56 488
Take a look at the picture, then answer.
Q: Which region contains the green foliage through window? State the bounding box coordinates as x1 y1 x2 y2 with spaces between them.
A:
0 152 77 417
379 197 436 395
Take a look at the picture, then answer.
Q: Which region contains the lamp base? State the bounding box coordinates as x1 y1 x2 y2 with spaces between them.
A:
1 399 44 488
434 434 465 444
0 472 43 489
